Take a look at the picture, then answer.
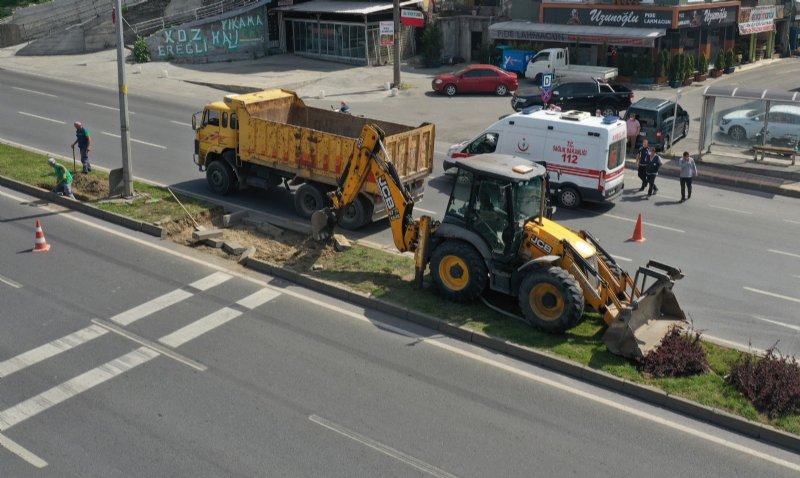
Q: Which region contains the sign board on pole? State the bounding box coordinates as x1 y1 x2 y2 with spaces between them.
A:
379 21 394 46
541 73 554 90
541 89 553 104
400 9 425 27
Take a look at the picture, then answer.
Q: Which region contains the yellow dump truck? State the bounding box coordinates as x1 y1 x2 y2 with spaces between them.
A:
192 89 435 229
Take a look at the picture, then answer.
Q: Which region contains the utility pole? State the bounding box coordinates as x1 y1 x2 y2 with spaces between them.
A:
393 0 400 87
114 0 134 197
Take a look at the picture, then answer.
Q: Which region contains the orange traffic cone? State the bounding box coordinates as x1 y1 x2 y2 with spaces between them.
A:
32 219 50 252
630 213 645 242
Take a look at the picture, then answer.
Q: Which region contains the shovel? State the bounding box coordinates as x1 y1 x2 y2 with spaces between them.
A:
71 146 77 173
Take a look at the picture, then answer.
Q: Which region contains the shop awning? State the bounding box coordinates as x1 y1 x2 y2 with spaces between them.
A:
277 0 422 14
489 21 665 47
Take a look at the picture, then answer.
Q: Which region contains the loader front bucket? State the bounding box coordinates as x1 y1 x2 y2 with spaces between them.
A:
603 268 687 358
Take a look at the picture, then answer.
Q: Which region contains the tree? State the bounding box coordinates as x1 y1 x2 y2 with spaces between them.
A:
133 37 150 63
420 22 443 68
683 54 695 80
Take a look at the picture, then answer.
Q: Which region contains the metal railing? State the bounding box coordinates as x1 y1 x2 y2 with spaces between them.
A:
131 0 261 37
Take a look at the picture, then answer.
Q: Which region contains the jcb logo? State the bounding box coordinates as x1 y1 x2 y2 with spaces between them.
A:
378 176 399 219
531 237 553 254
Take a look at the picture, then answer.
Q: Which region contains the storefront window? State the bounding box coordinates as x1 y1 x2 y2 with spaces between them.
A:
291 20 366 62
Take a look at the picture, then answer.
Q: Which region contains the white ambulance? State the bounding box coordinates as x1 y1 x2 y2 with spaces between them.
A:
444 108 627 208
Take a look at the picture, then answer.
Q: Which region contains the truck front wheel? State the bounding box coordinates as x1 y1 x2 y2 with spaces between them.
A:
206 161 237 195
518 267 584 332
294 183 329 219
430 241 488 302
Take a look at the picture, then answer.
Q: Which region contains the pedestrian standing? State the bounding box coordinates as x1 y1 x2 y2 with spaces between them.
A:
645 147 663 197
679 151 697 201
626 114 641 154
48 157 75 199
71 121 92 174
637 138 650 191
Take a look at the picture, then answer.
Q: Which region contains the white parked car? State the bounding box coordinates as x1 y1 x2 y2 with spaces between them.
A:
719 105 800 142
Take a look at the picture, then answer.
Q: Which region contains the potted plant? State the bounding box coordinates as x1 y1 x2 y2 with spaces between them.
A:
724 48 736 74
741 48 750 64
695 53 708 82
655 49 669 85
635 55 654 84
669 52 684 88
683 53 695 86
711 49 724 77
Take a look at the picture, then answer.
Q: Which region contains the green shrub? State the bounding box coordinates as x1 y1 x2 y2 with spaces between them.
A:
420 22 443 68
684 54 695 80
699 53 708 74
636 327 709 378
133 37 150 63
715 49 725 71
725 48 735 69
727 347 800 418
669 52 684 81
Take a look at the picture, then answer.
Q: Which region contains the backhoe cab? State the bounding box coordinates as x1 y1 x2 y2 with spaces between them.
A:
312 124 687 358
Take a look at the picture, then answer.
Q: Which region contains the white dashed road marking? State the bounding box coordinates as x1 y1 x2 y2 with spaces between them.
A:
12 87 56 98
18 111 65 124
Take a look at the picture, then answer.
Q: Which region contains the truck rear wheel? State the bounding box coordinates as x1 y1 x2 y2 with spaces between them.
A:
206 160 237 195
430 241 488 302
599 103 618 117
339 195 372 230
557 186 581 209
294 183 329 219
518 267 584 332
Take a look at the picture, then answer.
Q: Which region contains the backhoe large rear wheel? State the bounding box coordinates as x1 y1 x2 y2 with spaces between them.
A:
430 241 487 302
518 267 584 332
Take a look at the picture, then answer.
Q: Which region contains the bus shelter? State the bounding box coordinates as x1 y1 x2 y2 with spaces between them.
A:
700 86 800 156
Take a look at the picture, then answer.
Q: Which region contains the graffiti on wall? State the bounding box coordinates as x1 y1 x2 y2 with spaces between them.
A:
153 14 266 59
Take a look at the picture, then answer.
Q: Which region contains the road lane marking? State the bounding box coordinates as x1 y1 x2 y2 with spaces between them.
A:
189 271 233 291
92 319 206 371
0 347 159 431
0 432 48 468
86 102 135 114
708 204 752 215
310 415 460 478
4 188 794 471
100 131 167 149
0 273 22 288
158 308 241 348
110 289 193 326
743 286 800 304
606 213 685 233
12 86 56 98
18 111 65 124
170 120 192 127
751 315 800 332
769 249 800 259
0 325 108 378
784 219 800 225
236 288 281 309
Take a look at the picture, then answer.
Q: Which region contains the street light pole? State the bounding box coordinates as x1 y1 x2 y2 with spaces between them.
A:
114 0 134 197
393 0 400 87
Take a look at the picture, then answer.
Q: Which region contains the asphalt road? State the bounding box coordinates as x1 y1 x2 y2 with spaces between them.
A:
2 187 800 476
1 62 799 357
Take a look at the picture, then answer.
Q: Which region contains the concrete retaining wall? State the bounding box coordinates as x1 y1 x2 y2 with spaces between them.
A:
144 4 268 63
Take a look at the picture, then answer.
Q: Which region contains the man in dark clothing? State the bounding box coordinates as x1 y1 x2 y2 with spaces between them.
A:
71 121 92 174
636 138 650 191
645 147 663 197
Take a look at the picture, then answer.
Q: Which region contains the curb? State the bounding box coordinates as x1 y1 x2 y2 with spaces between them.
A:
244 254 800 453
2 170 799 452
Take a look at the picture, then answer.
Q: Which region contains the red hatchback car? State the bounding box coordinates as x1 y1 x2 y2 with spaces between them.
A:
432 64 519 97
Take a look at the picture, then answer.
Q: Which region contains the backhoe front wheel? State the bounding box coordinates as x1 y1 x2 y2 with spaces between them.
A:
430 241 487 302
518 267 584 332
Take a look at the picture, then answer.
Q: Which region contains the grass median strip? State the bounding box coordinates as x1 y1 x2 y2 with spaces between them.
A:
2 143 798 437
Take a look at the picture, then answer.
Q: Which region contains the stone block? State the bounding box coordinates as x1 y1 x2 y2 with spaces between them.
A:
192 229 223 241
333 233 352 251
223 241 247 255
203 238 224 248
222 210 248 228
257 222 284 238
238 246 257 263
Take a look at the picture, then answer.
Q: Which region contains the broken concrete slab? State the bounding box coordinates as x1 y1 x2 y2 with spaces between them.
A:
257 222 284 238
222 241 247 255
223 210 249 228
203 238 224 248
238 246 257 263
333 233 352 252
192 229 224 241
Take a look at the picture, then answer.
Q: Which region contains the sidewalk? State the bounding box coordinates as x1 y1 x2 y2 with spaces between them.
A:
2 43 799 198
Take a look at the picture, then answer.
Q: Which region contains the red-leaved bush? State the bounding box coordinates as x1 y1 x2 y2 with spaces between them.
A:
727 347 800 419
636 327 709 378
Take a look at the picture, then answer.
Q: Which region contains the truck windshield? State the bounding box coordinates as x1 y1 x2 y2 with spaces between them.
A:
514 178 543 224
533 53 549 63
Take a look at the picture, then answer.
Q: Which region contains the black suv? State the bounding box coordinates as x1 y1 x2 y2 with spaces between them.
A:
626 98 690 151
511 78 634 117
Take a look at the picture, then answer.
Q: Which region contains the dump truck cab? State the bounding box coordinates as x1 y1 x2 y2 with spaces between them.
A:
192 99 239 169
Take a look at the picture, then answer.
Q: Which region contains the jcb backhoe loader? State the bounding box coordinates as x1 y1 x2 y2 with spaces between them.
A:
312 124 687 358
